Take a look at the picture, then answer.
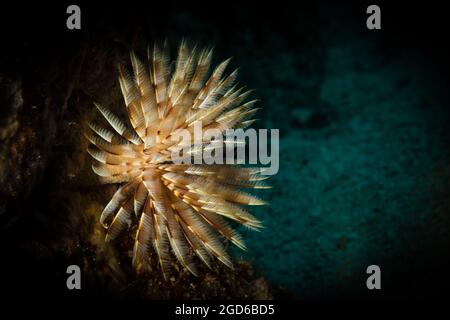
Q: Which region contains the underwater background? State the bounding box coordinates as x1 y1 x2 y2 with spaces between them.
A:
1 1 449 299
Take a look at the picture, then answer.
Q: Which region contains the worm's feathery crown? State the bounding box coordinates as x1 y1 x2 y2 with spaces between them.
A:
86 40 268 277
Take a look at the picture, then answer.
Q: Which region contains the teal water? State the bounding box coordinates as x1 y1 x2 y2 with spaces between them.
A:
228 10 450 298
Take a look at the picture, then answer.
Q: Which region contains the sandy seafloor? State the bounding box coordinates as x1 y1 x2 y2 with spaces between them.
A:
227 5 450 298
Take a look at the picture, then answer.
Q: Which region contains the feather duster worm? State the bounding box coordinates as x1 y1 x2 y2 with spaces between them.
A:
86 40 269 277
